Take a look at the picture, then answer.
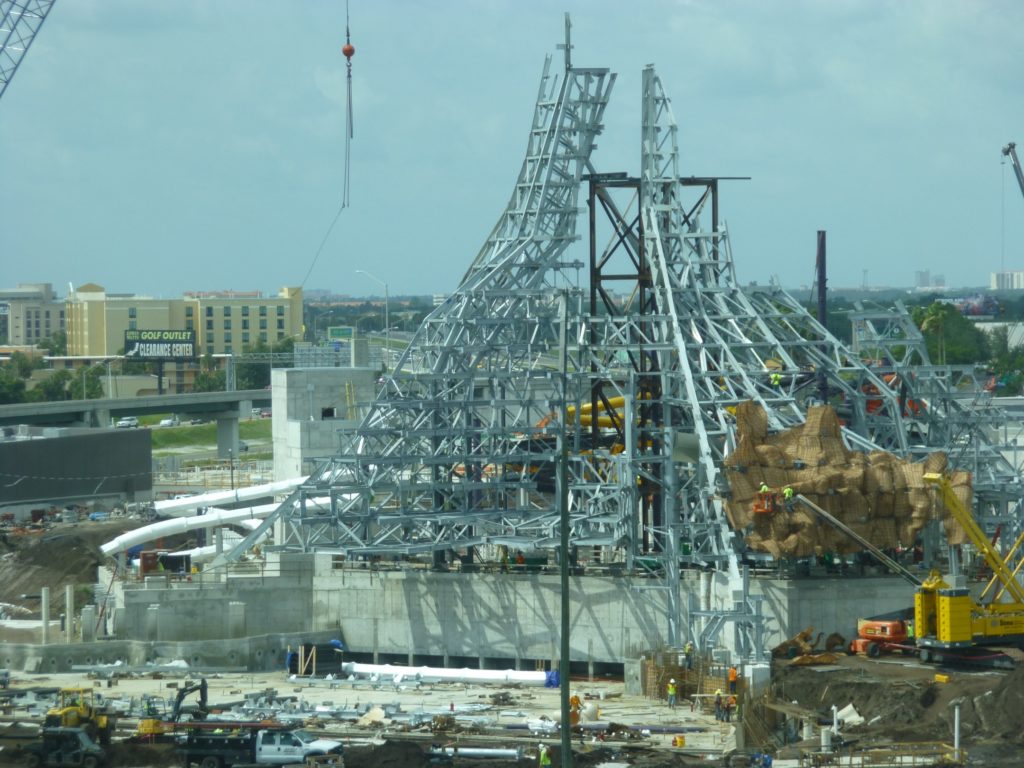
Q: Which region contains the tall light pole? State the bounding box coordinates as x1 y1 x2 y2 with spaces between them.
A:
355 269 389 370
315 309 342 342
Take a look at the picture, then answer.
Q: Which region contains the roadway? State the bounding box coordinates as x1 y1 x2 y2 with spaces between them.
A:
0 389 272 428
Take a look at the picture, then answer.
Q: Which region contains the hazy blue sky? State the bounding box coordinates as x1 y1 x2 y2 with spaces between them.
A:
2 0 1023 299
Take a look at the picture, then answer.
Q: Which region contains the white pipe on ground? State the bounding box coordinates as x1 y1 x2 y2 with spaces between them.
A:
340 662 549 687
429 747 523 760
954 701 960 753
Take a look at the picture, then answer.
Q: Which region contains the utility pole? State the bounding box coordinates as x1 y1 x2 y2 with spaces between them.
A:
355 269 389 371
557 291 573 768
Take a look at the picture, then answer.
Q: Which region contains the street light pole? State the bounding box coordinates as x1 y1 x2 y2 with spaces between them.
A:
355 269 389 371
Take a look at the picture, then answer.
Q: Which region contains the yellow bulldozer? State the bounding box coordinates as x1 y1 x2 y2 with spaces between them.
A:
44 687 117 745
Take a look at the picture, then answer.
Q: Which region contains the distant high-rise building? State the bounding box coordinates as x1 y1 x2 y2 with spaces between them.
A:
66 284 303 357
991 272 1024 290
915 271 931 288
0 283 65 346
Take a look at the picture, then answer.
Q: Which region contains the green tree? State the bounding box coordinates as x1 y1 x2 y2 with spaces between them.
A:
8 351 42 379
912 302 989 365
193 353 225 392
38 330 67 356
29 369 74 401
0 365 27 404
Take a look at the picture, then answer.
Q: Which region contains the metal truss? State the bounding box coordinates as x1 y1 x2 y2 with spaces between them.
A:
0 0 56 102
214 32 1023 660
850 301 1024 539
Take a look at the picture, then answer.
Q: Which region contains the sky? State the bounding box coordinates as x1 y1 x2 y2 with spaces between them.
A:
2 0 1024 300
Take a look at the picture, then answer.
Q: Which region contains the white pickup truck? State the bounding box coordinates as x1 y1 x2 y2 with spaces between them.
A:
179 727 343 767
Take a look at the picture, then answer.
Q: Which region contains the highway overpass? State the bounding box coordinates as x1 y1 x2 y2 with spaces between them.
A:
0 390 272 457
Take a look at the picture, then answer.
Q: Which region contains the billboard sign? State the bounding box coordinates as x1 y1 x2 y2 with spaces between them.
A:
327 326 354 341
124 329 197 360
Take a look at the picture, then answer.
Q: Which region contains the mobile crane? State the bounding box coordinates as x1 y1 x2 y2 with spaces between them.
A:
0 0 58 103
1005 142 1024 205
916 473 1024 664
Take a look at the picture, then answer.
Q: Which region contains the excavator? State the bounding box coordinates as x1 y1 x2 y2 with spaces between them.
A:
136 678 208 740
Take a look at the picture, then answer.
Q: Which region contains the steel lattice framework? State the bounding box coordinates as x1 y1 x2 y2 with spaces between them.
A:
216 31 1024 656
0 0 55 102
850 300 1024 538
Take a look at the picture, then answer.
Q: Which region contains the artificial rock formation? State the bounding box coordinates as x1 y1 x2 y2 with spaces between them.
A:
723 401 971 558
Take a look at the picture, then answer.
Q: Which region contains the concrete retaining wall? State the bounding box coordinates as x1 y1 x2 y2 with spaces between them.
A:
0 630 342 674
105 552 914 666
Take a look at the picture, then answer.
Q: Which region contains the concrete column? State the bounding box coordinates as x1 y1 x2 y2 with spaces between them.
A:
41 587 50 644
146 604 160 641
65 584 74 644
372 618 379 664
215 415 241 459
80 606 97 643
216 527 224 555
588 639 594 682
227 602 246 638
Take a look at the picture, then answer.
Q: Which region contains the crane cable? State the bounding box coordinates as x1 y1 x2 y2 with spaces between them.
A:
300 0 355 289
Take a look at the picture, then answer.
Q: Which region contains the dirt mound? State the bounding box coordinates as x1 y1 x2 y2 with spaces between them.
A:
766 654 1007 748
0 520 140 624
948 663 1024 745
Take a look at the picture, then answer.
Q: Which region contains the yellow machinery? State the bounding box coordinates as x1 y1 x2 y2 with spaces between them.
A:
44 687 116 744
917 473 1024 661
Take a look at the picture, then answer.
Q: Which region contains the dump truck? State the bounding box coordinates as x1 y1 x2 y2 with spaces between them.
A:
21 727 105 768
178 726 343 767
43 689 116 745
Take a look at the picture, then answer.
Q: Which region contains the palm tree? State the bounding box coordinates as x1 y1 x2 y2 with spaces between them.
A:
920 303 947 365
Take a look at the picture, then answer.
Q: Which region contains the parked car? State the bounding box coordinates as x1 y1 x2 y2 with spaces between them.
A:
115 416 139 429
259 408 272 418
158 416 179 428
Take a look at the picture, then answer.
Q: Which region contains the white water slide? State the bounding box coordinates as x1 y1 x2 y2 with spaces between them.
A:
99 477 307 557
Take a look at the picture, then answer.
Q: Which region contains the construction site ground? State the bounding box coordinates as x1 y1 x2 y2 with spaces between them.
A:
0 521 1022 765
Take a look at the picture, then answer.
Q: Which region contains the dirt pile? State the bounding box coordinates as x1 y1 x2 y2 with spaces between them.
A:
947 663 1024 745
0 519 140 641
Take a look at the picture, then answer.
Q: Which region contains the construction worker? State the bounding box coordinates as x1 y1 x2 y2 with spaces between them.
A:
498 545 509 573
684 641 694 670
569 691 582 714
905 618 914 639
782 485 794 511
728 665 738 694
714 689 723 721
723 695 733 722
759 482 770 494
666 678 677 709
538 742 552 767
770 371 782 388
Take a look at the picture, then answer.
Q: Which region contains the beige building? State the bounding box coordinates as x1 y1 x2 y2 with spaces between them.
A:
0 283 65 346
66 285 303 358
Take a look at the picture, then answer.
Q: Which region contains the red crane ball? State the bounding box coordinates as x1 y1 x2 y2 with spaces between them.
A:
342 43 355 59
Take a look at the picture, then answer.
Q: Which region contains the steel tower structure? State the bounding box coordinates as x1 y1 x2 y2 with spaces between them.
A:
217 29 1024 657
0 0 56 103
